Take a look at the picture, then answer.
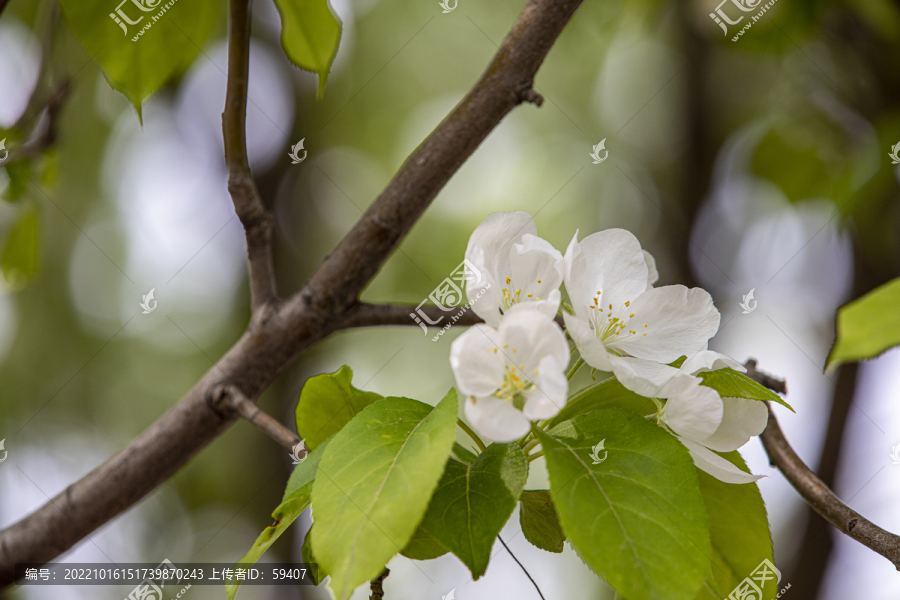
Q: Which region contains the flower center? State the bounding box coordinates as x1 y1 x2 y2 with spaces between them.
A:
587 291 648 346
493 364 536 409
500 276 542 311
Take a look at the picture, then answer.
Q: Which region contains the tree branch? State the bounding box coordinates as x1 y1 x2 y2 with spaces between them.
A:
341 302 484 328
0 0 584 587
368 567 389 600
223 0 277 311
212 386 301 453
745 360 900 570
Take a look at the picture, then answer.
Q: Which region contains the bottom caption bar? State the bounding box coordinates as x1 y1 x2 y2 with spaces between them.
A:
15 561 317 586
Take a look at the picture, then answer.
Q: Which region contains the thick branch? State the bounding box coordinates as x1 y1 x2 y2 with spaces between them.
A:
0 0 584 586
745 360 900 569
222 0 277 310
213 386 301 452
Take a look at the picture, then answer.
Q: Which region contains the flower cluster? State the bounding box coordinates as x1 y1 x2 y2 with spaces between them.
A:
450 211 767 483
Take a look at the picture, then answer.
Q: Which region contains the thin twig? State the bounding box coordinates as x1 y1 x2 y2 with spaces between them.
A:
214 386 301 453
498 536 546 600
369 567 389 600
745 359 900 569
457 419 486 453
339 302 564 329
222 0 277 311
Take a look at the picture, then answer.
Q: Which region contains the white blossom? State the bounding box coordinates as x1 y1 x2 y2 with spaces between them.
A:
562 229 720 397
655 351 768 484
465 211 564 328
450 310 569 443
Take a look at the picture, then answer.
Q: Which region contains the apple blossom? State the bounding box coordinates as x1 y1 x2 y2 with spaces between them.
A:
450 309 569 443
465 211 564 328
562 229 720 397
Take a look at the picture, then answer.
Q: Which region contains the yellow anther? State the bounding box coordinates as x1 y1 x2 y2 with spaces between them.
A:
644 324 648 327
512 347 517 353
527 293 533 298
629 313 634 318
519 364 525 370
505 276 511 284
503 344 508 348
609 303 612 310
493 348 498 353
630 330 636 334
537 279 542 284
625 301 631 307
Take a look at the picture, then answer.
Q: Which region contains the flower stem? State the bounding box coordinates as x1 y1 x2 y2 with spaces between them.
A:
457 419 486 452
522 438 540 453
566 357 585 381
527 450 544 462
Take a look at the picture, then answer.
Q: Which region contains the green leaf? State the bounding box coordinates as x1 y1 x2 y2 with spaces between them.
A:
295 365 383 451
272 0 342 98
536 409 711 600
401 523 450 561
225 440 329 600
2 161 31 203
58 0 221 117
409 443 527 579
694 452 777 600
519 490 566 553
698 368 794 412
827 277 900 371
544 377 656 430
302 525 327 585
451 442 477 464
2 205 40 289
310 391 458 600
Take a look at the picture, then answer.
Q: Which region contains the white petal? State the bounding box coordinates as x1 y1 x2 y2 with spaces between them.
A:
450 324 504 396
509 233 564 302
608 355 679 397
564 229 648 320
680 350 746 375
563 311 612 371
661 377 724 442
504 289 561 321
700 397 768 452
678 437 764 484
464 395 531 443
497 310 569 375
612 285 720 363
523 354 568 420
643 250 659 286
465 211 536 284
466 251 503 328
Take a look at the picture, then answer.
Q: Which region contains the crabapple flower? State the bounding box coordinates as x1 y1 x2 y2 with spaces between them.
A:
450 310 569 443
653 351 768 484
562 229 720 397
465 211 564 328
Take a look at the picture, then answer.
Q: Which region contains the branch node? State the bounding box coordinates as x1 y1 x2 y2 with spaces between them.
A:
520 88 544 106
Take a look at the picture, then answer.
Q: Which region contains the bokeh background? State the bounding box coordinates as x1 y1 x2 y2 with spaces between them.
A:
2 0 900 598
